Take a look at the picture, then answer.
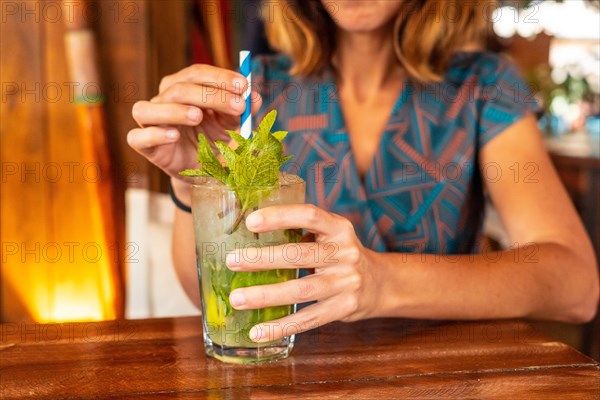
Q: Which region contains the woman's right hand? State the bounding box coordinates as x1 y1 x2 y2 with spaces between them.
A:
127 64 262 196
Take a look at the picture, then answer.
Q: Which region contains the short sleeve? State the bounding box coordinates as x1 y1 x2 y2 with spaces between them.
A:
477 56 540 147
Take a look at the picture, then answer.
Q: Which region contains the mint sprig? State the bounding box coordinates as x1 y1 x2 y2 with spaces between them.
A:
180 110 292 233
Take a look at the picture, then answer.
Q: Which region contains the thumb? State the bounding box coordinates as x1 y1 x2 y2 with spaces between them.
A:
250 91 263 114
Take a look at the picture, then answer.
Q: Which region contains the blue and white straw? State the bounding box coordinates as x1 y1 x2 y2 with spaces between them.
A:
239 50 252 139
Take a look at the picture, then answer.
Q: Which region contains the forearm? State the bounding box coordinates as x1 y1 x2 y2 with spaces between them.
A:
372 242 598 323
171 179 201 309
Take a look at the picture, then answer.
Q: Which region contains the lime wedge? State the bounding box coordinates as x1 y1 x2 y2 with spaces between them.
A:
206 292 226 327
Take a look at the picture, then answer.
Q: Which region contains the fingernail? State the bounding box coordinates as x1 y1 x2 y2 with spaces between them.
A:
225 252 239 268
246 212 263 228
229 291 245 307
249 326 261 342
187 107 200 121
166 129 179 139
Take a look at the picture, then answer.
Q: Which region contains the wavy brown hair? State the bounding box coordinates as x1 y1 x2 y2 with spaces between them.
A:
264 0 496 82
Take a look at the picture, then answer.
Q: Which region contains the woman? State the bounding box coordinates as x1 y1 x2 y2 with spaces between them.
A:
128 0 598 342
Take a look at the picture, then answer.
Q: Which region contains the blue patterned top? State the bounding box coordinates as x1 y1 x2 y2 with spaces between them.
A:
251 52 538 253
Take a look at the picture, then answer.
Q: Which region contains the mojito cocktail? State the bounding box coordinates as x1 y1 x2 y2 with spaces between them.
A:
191 174 305 363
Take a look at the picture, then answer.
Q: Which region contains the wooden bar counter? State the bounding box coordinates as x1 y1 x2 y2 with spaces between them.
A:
1 317 598 398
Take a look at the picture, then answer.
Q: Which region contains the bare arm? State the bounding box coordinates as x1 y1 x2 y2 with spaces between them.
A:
373 115 599 323
171 179 201 309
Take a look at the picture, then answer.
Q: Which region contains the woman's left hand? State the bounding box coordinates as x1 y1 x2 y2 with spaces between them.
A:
225 204 381 342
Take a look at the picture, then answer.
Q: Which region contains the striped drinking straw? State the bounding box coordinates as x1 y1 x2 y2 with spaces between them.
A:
239 50 252 139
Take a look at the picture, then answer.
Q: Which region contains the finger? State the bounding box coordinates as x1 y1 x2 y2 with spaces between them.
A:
132 101 202 128
159 64 247 95
226 242 340 271
212 91 264 132
245 204 349 236
248 299 338 343
250 91 263 114
213 110 245 131
229 274 338 311
153 83 245 116
127 127 179 152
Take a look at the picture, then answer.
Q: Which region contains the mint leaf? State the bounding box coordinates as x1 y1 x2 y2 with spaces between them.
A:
179 168 210 177
226 129 247 145
258 110 277 138
231 147 280 213
215 140 237 167
272 131 288 142
207 257 234 316
180 133 230 181
226 129 250 156
180 110 294 234
197 134 228 182
252 109 277 149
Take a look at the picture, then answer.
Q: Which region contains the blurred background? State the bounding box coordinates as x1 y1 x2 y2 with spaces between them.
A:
1 0 599 359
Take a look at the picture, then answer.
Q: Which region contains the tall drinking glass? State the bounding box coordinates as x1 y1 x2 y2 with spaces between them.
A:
190 174 305 364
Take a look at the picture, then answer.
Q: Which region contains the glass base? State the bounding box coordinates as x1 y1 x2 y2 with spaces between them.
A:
204 335 295 364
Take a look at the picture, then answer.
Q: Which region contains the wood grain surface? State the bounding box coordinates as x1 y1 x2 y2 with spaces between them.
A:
1 317 598 399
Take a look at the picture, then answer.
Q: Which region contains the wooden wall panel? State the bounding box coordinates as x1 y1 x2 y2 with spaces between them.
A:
95 0 191 192
1 1 49 321
45 3 124 322
96 0 150 189
1 0 191 322
146 0 191 192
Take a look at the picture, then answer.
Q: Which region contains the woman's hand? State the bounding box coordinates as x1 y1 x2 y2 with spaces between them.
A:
225 204 382 342
127 64 262 195
129 64 264 304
